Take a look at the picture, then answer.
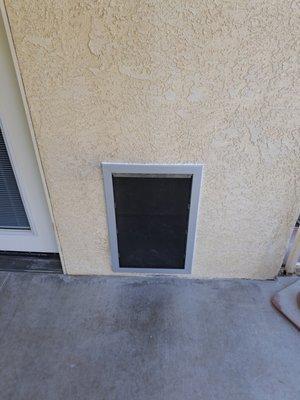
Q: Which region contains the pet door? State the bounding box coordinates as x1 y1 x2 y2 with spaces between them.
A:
102 163 203 273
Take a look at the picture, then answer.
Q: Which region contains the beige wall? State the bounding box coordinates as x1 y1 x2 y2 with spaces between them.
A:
3 0 299 278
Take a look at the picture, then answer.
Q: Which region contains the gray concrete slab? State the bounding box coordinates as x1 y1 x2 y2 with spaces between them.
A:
0 273 299 400
272 280 300 329
0 271 9 290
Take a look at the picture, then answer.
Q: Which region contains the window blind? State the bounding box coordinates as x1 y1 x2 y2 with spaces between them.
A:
0 126 30 229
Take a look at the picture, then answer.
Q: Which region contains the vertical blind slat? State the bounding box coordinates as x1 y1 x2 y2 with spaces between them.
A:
0 127 30 230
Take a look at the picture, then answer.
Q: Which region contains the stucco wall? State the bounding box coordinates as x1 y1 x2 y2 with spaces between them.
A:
3 0 299 278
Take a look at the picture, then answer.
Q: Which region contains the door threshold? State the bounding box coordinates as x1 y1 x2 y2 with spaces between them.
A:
0 251 62 274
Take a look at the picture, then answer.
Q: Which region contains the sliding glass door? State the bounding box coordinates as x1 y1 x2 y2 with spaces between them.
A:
0 11 57 252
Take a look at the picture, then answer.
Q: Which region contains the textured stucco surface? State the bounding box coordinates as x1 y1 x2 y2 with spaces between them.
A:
3 0 300 278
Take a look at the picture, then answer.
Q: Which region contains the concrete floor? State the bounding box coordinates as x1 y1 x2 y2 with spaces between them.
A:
0 272 299 400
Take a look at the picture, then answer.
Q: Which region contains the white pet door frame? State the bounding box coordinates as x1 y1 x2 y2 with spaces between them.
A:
102 163 203 274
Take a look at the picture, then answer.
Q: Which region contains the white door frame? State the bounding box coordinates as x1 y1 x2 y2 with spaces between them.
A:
0 1 65 272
